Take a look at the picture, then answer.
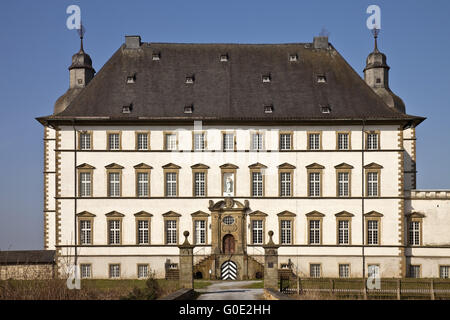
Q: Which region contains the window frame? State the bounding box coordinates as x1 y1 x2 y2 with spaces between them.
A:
78 130 93 150
163 211 181 245
135 131 150 151
164 131 179 151
106 164 124 198
191 164 209 197
109 263 121 279
135 211 152 245
134 163 152 198
339 263 351 278
407 212 424 246
163 163 181 197
192 131 207 151
106 131 122 151
309 263 322 278
222 131 236 152
77 211 95 245
137 264 150 279
77 164 95 198
80 263 92 279
336 131 351 150
365 130 380 150
250 131 265 151
277 211 296 245
306 163 324 197
365 211 383 246
249 211 267 245
307 132 322 150
279 131 293 151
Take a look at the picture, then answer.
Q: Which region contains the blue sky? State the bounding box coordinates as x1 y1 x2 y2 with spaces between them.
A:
0 0 449 250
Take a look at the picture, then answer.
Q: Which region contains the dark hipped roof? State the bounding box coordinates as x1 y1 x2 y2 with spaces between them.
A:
0 250 55 265
40 42 424 124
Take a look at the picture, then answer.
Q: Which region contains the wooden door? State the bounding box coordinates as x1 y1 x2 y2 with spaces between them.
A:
223 234 235 254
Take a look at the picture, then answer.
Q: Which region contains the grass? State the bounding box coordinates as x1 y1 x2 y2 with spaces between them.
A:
193 280 212 289
241 281 264 289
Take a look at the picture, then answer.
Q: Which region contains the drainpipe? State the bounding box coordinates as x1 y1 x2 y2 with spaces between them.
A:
361 119 366 283
72 120 78 273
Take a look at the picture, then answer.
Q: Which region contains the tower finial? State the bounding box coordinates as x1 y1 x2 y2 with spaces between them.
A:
77 22 86 53
371 28 380 53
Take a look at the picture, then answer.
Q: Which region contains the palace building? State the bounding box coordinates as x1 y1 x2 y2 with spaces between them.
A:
36 34 450 280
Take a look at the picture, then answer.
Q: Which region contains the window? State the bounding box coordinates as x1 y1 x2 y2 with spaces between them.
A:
339 264 350 278
152 53 160 61
109 264 120 278
279 133 292 150
252 172 263 197
252 220 263 245
408 221 421 246
108 133 120 150
309 220 321 245
194 172 206 197
165 220 177 244
220 54 228 62
166 172 177 197
80 172 92 197
138 264 149 279
134 172 149 197
367 132 379 150
165 133 177 150
184 105 193 114
80 264 91 279
223 216 235 225
317 75 327 83
137 220 149 245
185 76 194 84
308 133 320 150
280 172 291 197
126 75 135 84
108 220 121 245
289 54 298 62
337 133 349 150
136 133 149 150
264 105 274 113
320 106 331 114
338 172 349 197
193 133 206 151
223 133 235 151
338 220 350 245
79 132 91 150
409 265 421 278
309 172 321 197
280 220 292 245
80 220 92 245
262 75 271 83
122 105 132 114
367 220 379 245
368 265 380 278
367 172 378 197
108 172 120 197
251 133 263 150
194 220 206 244
440 266 450 279
310 264 321 278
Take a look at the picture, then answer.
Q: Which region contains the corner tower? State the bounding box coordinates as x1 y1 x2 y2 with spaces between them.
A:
364 30 405 113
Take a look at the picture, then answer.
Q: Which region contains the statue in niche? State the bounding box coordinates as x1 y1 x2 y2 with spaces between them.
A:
225 176 233 193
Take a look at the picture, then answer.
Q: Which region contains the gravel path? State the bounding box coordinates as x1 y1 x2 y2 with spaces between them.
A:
196 281 264 300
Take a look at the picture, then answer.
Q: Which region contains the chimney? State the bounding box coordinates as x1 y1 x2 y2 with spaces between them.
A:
125 35 141 49
313 36 329 49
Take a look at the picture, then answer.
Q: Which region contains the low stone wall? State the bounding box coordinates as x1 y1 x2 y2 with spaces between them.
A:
264 288 294 300
0 264 55 280
158 288 196 300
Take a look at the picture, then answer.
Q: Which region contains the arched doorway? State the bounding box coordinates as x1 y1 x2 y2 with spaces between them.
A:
222 234 235 254
221 260 238 280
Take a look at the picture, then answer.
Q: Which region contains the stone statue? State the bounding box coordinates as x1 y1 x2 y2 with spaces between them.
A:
225 176 233 193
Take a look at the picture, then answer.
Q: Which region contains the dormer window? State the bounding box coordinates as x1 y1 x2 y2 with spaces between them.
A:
220 54 228 62
152 53 160 61
184 105 193 114
262 75 271 83
122 104 132 114
264 105 274 113
317 75 327 83
321 105 331 114
376 78 381 84
289 54 298 62
185 76 194 84
127 74 136 84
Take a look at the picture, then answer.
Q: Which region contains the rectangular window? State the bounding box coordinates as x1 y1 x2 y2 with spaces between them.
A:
367 220 379 245
339 264 350 278
440 266 450 279
137 133 148 150
80 264 91 279
194 172 206 197
193 133 205 151
367 172 378 197
166 172 177 197
368 265 380 278
138 264 149 279
109 264 120 278
308 133 320 150
367 133 379 150
80 133 91 150
252 172 263 197
80 172 91 197
337 133 349 150
280 220 292 245
223 133 234 151
280 172 291 197
108 220 121 245
338 172 349 197
80 220 91 245
309 220 321 244
251 133 263 150
408 221 420 246
280 133 292 150
137 172 149 197
165 134 177 150
409 265 421 278
338 220 349 245
108 172 120 197
194 220 206 244
108 133 120 150
310 264 321 278
137 220 149 245
309 172 320 197
166 220 177 244
252 220 263 245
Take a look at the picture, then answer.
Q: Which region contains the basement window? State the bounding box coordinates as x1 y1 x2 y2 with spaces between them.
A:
152 53 161 61
317 75 327 83
184 105 193 114
185 76 195 84
264 105 274 113
122 104 133 114
126 74 136 84
262 75 271 83
320 105 331 114
289 54 298 62
220 54 229 62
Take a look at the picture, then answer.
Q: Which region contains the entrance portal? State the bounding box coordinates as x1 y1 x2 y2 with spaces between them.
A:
221 260 237 280
223 234 235 254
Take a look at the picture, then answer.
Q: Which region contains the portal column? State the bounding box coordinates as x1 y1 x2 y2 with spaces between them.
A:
178 231 194 289
263 231 279 289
